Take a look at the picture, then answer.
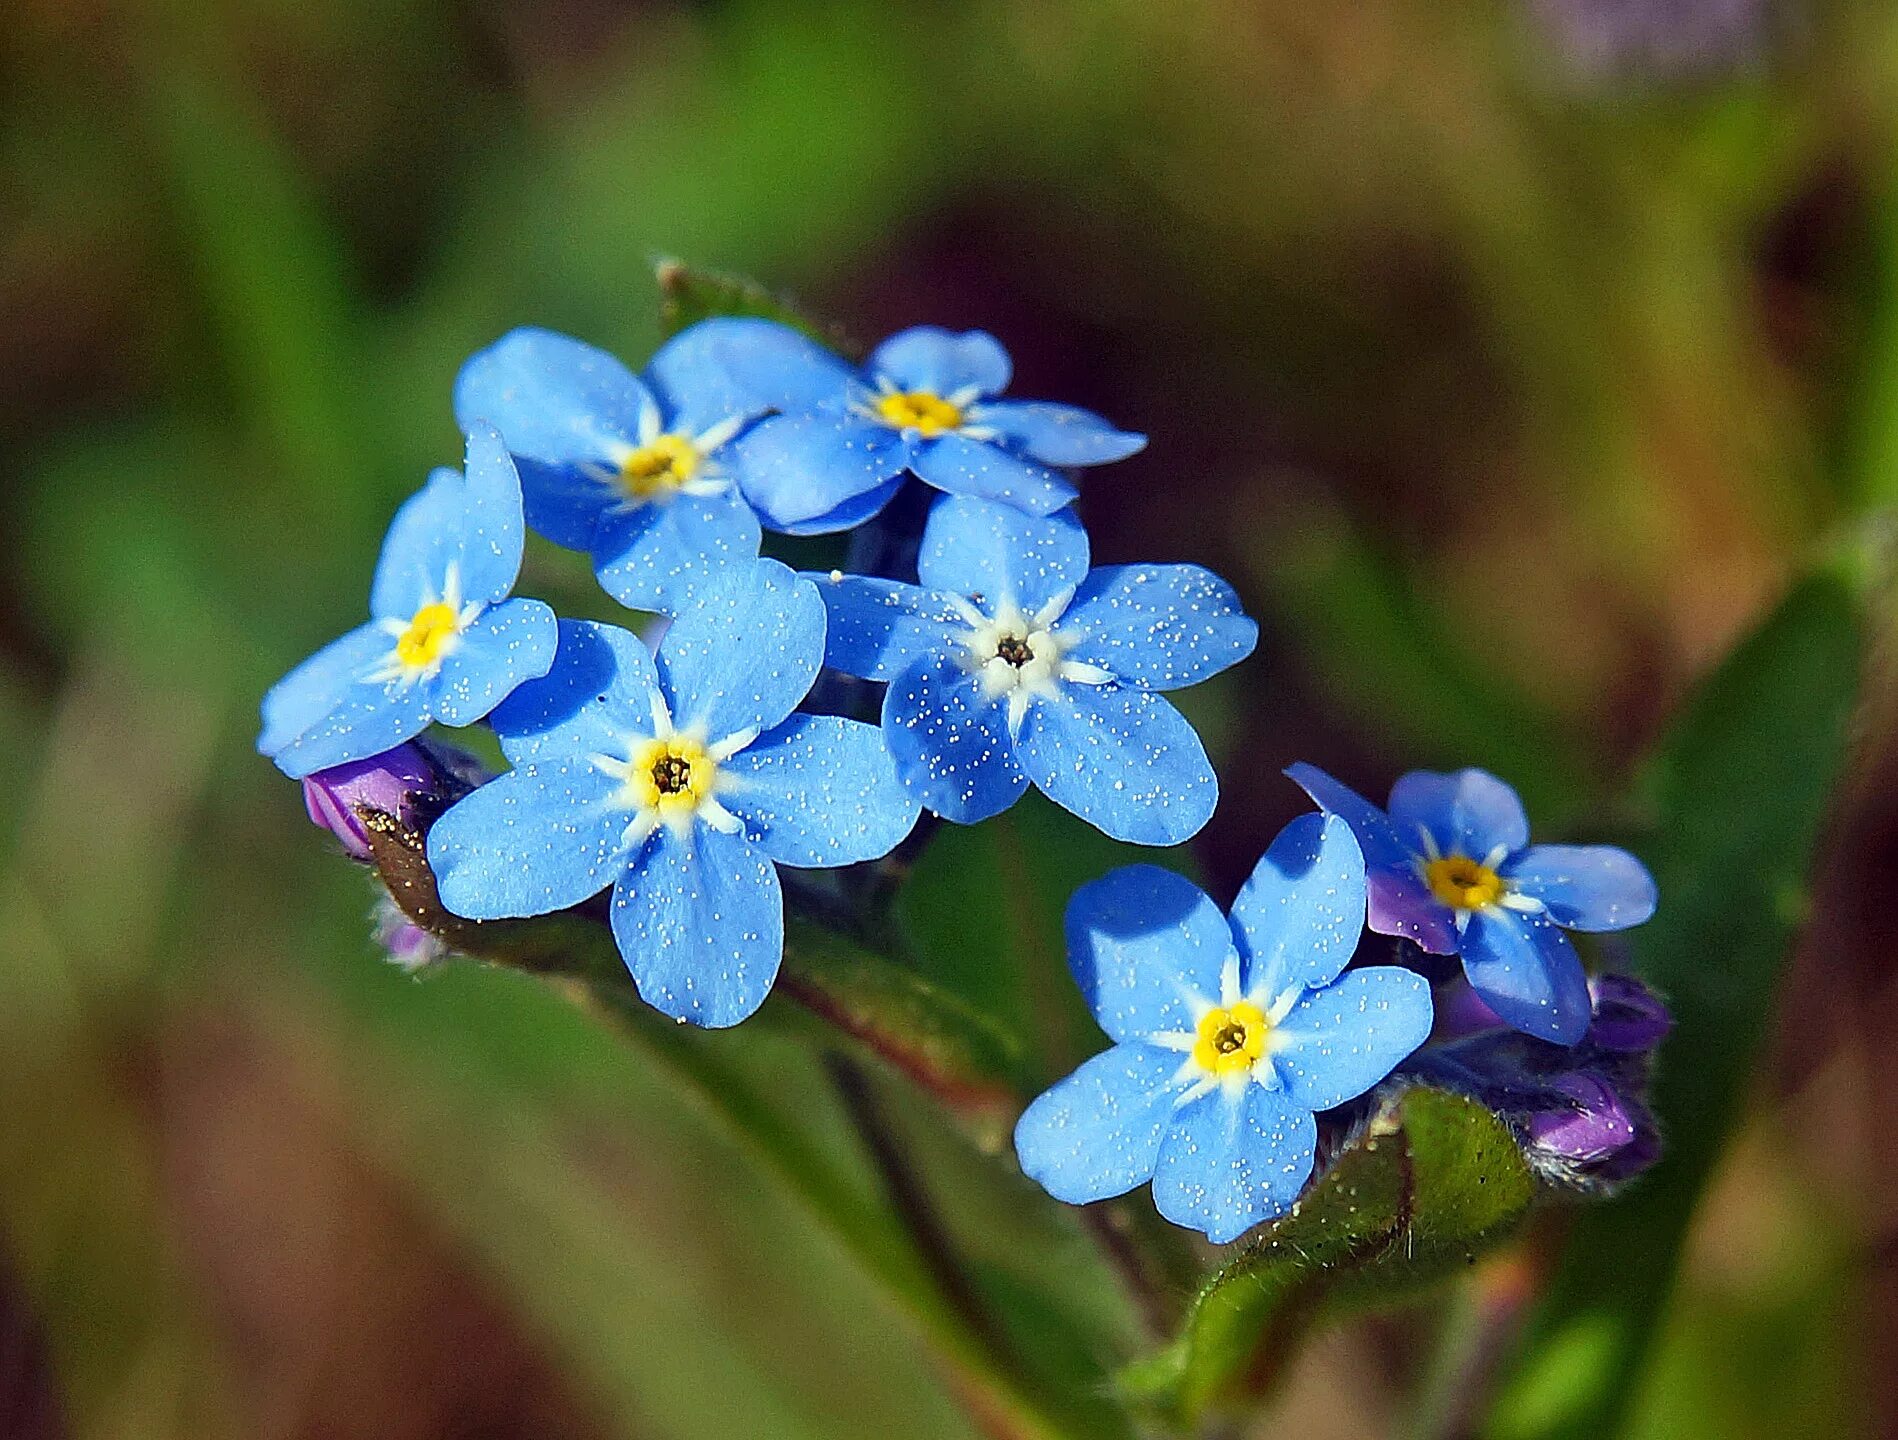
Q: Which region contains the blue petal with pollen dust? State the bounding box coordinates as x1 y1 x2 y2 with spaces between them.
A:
720 714 918 867
1065 865 1234 1043
427 755 630 920
610 824 783 1029
1015 683 1215 846
882 653 1027 824
917 496 1090 613
1013 1043 1185 1205
1150 1084 1316 1245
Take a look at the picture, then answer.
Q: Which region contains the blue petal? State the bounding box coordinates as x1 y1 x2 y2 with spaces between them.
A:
867 327 1011 397
773 473 909 537
1065 865 1234 1043
909 434 1078 515
258 623 392 757
882 654 1027 823
806 574 964 681
1388 768 1530 860
727 413 908 533
655 559 824 740
643 318 776 435
370 469 462 621
969 399 1145 466
610 824 783 1028
427 758 629 919
455 330 654 553
1014 1044 1186 1205
592 490 763 616
269 663 435 780
916 495 1090 612
1228 813 1368 998
1060 564 1258 691
515 460 614 551
1460 908 1592 1045
1015 685 1215 846
489 619 663 765
428 597 558 727
1285 763 1460 955
1504 845 1658 932
720 714 918 867
1271 967 1433 1112
455 422 532 604
453 327 647 464
700 317 857 413
1151 1084 1315 1244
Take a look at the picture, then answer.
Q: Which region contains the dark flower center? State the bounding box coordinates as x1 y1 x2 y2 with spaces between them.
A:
1211 1021 1248 1055
651 754 695 795
996 634 1033 667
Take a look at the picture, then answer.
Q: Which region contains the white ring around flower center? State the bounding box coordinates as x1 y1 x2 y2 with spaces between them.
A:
950 589 1113 735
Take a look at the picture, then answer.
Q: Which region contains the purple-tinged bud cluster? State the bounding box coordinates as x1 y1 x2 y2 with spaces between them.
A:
373 894 449 973
301 737 492 860
1402 973 1671 1191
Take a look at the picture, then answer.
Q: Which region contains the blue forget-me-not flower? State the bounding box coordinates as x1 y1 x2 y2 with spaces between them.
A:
259 423 558 780
811 496 1256 845
709 320 1146 533
1014 814 1433 1243
1287 764 1657 1045
425 559 919 1027
455 322 774 612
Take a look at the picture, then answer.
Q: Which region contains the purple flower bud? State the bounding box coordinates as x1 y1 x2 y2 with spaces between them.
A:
1432 978 1509 1042
1586 973 1673 1052
374 893 448 973
300 738 490 860
1399 972 1668 1191
1525 1072 1635 1163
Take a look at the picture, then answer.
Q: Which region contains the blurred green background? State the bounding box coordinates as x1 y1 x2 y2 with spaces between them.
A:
4 0 1896 1436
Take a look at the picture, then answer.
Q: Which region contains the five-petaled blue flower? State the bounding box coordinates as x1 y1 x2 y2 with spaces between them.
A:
1287 763 1658 1045
812 496 1255 845
425 559 919 1027
710 320 1145 533
1014 814 1433 1243
258 423 558 779
455 322 773 612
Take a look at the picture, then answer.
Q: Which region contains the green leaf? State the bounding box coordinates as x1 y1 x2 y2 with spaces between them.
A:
779 917 1026 1131
1483 572 1865 1440
1124 1087 1535 1427
654 257 846 351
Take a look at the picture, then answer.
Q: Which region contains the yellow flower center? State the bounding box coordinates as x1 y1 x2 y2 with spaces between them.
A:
394 601 462 670
1191 1001 1270 1077
1424 854 1506 911
616 433 701 500
622 735 717 820
875 390 964 436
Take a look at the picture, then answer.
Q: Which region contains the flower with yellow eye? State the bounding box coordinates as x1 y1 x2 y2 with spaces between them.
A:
1014 813 1432 1244
809 496 1256 845
455 323 773 614
427 560 918 1030
1288 764 1658 1046
711 321 1147 534
259 423 556 780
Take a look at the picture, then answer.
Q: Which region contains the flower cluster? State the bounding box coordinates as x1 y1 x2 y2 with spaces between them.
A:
264 303 1665 1243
